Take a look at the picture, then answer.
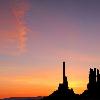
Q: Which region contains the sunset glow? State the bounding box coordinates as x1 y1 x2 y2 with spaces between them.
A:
0 0 100 99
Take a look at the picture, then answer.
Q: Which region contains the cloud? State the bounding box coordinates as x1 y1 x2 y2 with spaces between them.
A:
12 0 30 53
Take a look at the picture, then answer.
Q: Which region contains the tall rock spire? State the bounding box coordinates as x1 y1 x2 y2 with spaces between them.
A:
63 61 65 83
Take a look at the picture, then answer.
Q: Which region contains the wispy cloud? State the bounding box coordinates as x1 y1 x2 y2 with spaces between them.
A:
12 0 30 53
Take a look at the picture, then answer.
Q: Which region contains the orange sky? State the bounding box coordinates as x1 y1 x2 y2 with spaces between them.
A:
1 0 100 98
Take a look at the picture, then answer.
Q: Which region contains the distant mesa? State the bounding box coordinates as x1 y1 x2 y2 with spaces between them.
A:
42 62 100 100
82 68 100 98
1 97 42 100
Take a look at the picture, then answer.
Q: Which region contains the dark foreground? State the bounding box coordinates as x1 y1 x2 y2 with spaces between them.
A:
0 97 42 100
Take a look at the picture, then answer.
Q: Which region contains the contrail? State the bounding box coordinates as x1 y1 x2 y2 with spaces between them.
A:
12 0 30 53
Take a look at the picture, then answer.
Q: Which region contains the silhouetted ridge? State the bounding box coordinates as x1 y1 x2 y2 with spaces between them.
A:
42 62 100 100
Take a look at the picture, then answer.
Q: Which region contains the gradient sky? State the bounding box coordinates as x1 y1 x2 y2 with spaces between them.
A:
0 0 100 98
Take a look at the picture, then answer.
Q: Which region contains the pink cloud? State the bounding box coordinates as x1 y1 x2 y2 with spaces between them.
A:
0 0 30 56
12 0 30 53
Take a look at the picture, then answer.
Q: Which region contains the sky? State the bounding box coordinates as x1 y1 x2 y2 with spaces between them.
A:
0 0 100 98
